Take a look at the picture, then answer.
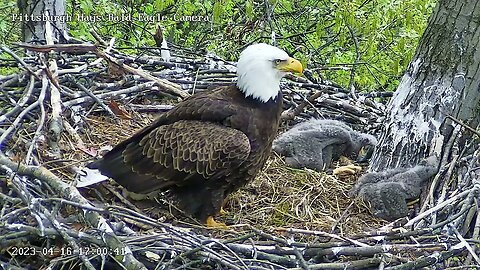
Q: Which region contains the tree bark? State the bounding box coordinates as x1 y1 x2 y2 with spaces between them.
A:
17 0 68 43
370 0 480 170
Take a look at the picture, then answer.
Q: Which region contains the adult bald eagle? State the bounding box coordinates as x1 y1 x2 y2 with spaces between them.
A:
89 43 303 227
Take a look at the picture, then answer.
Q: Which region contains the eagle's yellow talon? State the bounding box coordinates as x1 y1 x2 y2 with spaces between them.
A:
219 207 227 216
206 216 227 228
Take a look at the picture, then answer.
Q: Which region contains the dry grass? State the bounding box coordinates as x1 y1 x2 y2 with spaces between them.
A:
226 156 385 235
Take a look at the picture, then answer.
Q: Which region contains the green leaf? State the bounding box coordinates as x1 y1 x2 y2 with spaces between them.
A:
245 0 254 20
398 37 405 52
79 0 93 14
213 0 224 22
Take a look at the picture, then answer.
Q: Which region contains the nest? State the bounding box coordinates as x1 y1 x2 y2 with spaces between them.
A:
0 36 479 269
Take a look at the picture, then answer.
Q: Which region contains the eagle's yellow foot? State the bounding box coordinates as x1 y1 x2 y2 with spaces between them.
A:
333 164 362 176
219 207 227 216
206 216 227 229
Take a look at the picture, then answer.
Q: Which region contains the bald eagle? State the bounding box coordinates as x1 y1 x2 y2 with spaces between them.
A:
88 43 303 227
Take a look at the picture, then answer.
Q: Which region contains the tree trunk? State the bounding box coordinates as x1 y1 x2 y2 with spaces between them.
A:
370 0 480 171
17 0 67 43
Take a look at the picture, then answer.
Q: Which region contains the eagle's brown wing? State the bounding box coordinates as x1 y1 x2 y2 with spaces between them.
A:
95 119 251 194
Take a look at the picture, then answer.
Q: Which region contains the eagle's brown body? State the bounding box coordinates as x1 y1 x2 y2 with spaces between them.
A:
89 85 283 222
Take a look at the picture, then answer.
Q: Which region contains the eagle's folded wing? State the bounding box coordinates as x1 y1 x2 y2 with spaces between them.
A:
98 120 251 193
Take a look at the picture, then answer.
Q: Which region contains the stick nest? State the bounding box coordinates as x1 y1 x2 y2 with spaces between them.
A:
0 39 479 270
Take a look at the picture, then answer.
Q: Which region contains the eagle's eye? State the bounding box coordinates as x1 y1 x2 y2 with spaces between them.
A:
273 59 283 65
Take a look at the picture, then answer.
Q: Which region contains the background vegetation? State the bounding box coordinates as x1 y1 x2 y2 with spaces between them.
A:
1 0 436 91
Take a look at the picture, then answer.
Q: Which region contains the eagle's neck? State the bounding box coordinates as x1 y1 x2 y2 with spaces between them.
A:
236 63 284 103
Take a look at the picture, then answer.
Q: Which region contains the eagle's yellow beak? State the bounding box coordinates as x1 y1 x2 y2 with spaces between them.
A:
278 57 303 74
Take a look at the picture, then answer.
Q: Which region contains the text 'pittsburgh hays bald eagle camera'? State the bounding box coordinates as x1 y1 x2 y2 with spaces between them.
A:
88 43 303 227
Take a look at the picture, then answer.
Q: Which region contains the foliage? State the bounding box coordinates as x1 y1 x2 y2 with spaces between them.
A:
0 1 21 45
1 0 436 91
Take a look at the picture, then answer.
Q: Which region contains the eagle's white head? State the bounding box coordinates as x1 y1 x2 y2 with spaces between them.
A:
236 43 303 102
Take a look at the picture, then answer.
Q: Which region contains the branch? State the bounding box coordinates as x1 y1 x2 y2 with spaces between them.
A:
0 153 148 270
96 50 189 99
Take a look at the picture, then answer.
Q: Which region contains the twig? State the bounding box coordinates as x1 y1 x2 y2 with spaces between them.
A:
449 224 480 265
0 192 22 204
96 50 189 98
1 223 107 248
0 74 35 123
47 72 64 156
0 262 29 270
446 115 480 137
290 258 382 270
384 248 463 270
405 187 475 228
331 201 355 233
14 42 97 54
127 104 174 113
465 199 480 265
67 76 118 120
221 242 297 267
7 170 95 269
0 46 40 79
63 81 156 107
430 205 473 230
275 227 370 248
292 247 309 270
346 25 360 100
0 94 40 148
433 156 459 224
454 187 478 230
312 243 447 258
0 153 147 270
281 90 323 120
25 75 47 164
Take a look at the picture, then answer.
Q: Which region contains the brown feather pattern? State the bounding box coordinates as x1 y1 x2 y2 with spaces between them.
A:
88 85 283 222
126 120 250 178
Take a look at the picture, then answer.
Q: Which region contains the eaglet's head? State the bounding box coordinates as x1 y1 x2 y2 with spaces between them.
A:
236 43 303 102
